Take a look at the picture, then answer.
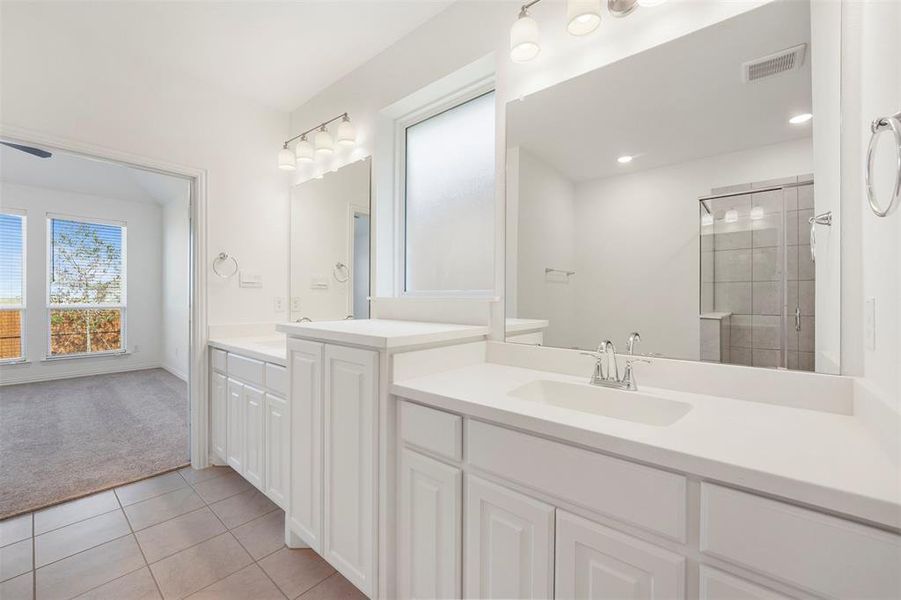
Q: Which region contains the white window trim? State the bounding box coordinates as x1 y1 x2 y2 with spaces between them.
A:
0 208 26 365
45 214 128 359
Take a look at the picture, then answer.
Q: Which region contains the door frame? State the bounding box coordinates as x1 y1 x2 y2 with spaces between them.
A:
0 124 211 469
347 205 371 318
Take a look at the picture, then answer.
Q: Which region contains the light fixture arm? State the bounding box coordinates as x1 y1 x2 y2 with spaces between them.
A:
283 112 349 147
519 0 543 17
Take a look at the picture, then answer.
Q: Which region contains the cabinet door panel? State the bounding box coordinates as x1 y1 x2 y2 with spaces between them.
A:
288 339 323 551
210 371 227 461
323 344 378 597
464 475 554 599
699 566 793 600
265 393 289 509
555 510 685 600
226 379 244 472
243 384 265 489
398 449 462 600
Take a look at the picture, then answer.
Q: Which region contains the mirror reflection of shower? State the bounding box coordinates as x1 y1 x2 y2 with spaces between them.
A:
699 176 815 371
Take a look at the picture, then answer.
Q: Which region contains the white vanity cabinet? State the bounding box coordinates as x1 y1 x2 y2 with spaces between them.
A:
286 338 379 598
208 345 289 509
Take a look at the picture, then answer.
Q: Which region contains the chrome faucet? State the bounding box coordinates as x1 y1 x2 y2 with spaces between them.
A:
581 333 650 391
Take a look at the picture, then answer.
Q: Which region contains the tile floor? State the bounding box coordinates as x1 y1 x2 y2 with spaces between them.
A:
0 467 366 600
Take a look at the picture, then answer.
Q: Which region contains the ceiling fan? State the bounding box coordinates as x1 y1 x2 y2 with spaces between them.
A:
1 141 52 159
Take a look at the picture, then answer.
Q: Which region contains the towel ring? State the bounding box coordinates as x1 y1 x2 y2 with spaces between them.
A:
333 262 349 283
212 252 239 278
865 110 901 218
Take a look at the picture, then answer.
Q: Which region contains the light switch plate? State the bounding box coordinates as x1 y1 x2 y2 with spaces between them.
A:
239 271 262 288
273 297 285 312
290 297 302 312
864 297 876 350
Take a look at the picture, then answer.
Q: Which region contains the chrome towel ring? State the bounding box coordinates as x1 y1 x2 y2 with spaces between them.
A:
212 252 239 278
333 262 349 283
865 110 901 218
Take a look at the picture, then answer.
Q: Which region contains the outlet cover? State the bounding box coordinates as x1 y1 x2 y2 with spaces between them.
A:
274 297 285 312
290 297 302 312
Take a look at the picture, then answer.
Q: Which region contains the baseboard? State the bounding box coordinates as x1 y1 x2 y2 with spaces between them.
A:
0 359 165 386
161 362 188 382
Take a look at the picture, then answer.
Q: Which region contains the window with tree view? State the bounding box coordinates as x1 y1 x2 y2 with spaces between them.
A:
48 217 126 356
0 212 25 361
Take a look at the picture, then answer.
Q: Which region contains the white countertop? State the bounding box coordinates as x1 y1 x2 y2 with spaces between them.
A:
505 318 550 333
276 319 490 350
208 335 287 366
392 362 901 529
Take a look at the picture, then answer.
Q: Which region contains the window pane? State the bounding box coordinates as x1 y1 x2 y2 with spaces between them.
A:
0 213 24 307
49 219 124 305
405 91 495 292
50 308 122 356
0 309 23 359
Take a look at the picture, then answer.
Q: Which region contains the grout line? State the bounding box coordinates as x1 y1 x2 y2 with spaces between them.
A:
33 529 134 571
113 485 165 600
295 571 340 600
228 530 288 599
33 505 121 538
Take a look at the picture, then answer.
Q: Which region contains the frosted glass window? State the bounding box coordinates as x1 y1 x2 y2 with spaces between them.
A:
405 91 495 293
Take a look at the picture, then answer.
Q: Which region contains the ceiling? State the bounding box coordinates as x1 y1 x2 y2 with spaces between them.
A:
0 144 190 206
0 1 452 112
507 1 813 183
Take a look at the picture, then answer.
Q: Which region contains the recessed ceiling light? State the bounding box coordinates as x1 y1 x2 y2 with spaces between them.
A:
789 113 813 125
617 155 633 164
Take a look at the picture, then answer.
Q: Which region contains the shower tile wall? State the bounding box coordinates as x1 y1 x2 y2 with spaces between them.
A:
700 176 815 371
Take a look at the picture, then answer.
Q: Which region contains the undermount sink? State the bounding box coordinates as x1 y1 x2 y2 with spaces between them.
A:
508 380 691 426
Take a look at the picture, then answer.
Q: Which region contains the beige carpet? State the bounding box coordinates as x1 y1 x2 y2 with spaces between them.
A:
0 368 189 520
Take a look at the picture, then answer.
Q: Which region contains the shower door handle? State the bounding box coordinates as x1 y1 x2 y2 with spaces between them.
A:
808 211 832 262
794 306 801 332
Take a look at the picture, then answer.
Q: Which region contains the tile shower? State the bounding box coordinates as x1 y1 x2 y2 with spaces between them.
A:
700 176 815 371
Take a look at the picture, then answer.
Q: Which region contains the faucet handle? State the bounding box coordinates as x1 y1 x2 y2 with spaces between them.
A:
627 332 641 354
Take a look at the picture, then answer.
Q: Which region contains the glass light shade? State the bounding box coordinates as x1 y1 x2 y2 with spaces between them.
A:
510 14 540 63
567 0 601 36
314 128 334 156
278 147 296 170
337 119 356 147
750 205 765 220
295 138 314 163
701 213 714 226
724 209 739 223
617 155 633 164
637 0 666 6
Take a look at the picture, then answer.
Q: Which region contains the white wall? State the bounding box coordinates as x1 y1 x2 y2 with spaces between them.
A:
0 183 163 384
162 197 190 380
0 4 291 328
290 159 370 321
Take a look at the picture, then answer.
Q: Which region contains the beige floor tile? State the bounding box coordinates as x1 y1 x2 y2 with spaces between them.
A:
115 472 187 507
135 507 226 563
186 564 286 600
258 547 334 599
35 535 145 600
0 514 32 548
0 538 32 582
74 567 160 600
0 571 33 600
149 533 252 600
210 489 278 530
298 573 366 600
191 471 251 504
178 466 231 486
34 492 119 535
231 510 285 560
124 487 204 532
36 511 130 568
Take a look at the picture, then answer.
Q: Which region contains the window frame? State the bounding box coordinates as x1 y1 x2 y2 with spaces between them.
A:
394 78 496 298
45 213 128 359
0 208 27 365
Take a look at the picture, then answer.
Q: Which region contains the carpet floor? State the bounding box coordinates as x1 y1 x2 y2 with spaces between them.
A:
0 368 189 520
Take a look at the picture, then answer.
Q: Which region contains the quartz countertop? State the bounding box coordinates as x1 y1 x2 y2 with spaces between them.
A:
392 361 901 530
276 319 490 350
505 318 550 333
208 334 287 366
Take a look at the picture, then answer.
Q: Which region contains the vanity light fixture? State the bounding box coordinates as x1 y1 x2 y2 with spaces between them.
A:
750 205 765 220
789 112 813 125
567 0 602 36
278 112 354 168
617 155 633 164
510 2 541 63
724 209 739 223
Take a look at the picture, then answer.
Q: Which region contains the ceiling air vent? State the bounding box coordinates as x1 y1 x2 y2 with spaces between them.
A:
742 43 807 83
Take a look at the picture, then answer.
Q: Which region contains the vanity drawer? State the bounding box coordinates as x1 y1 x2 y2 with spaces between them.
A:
700 483 901 599
211 348 227 373
227 353 265 387
466 420 687 541
265 363 287 396
399 401 462 461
